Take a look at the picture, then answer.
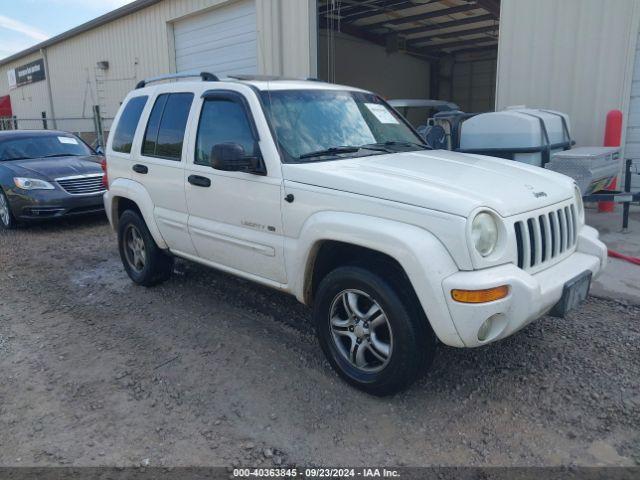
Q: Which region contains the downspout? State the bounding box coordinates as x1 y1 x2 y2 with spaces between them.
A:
40 47 57 129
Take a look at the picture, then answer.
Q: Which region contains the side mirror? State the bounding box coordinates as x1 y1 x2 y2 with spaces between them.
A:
210 142 264 174
95 145 105 155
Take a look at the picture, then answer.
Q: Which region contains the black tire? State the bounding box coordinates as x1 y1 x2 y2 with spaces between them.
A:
117 209 173 286
314 265 436 396
0 188 16 230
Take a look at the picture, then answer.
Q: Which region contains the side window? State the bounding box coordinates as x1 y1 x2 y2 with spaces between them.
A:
142 92 193 160
195 99 257 166
112 96 148 153
142 94 168 156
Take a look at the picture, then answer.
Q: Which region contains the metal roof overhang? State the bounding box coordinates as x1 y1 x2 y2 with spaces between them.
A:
319 0 500 60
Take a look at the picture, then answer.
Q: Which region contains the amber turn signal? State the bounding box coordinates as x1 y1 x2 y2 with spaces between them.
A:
451 285 509 304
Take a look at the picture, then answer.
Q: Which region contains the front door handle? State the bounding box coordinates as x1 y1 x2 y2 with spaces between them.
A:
132 164 148 174
188 175 211 188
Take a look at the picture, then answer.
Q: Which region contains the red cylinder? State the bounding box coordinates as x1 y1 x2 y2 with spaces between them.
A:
598 109 623 213
604 110 623 147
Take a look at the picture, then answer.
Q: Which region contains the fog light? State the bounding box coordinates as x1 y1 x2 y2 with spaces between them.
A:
477 316 494 341
451 285 509 303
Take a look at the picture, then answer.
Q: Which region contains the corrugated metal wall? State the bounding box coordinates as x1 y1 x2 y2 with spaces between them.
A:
450 58 497 113
497 0 640 148
624 27 640 191
318 31 431 99
0 0 315 134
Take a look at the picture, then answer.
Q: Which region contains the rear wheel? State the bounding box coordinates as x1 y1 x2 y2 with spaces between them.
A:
118 209 173 286
314 265 436 396
0 189 16 230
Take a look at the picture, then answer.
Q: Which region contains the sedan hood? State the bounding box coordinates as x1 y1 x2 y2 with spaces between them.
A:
2 155 103 180
282 150 575 218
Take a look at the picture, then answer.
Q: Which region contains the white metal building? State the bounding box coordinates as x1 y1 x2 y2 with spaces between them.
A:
0 0 639 187
0 0 316 135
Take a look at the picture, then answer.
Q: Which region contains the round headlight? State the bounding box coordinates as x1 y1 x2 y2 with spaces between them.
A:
471 212 498 257
574 186 585 224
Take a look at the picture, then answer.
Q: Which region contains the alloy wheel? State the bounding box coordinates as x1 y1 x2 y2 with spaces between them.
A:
329 289 393 373
124 225 146 272
0 193 10 227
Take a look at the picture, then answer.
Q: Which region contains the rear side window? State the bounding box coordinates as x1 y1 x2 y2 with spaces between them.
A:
142 92 193 160
112 96 148 153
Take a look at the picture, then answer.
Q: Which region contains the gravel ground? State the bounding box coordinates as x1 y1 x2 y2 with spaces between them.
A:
0 216 638 468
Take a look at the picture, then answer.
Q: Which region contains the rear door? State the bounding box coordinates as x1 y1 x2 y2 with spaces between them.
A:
107 94 149 183
184 89 286 284
132 91 197 255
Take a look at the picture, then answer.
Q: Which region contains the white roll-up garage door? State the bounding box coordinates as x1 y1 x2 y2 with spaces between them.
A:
625 28 640 191
174 0 257 77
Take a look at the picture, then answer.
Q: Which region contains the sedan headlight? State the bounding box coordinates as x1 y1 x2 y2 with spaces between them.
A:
574 186 585 224
13 177 55 190
471 212 499 257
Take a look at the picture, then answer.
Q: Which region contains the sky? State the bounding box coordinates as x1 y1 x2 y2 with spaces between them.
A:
0 0 137 60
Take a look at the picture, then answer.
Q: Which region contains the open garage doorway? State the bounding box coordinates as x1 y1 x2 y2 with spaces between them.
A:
318 0 500 126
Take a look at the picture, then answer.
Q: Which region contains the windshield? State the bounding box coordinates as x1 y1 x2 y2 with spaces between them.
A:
0 133 93 161
260 89 426 162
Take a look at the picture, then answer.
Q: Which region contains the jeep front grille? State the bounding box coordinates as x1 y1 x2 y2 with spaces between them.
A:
514 204 578 270
56 174 105 196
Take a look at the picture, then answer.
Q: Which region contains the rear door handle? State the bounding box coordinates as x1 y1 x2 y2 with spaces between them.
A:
188 175 211 188
132 164 148 174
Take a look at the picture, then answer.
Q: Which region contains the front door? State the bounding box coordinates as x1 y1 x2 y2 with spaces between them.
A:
184 91 286 284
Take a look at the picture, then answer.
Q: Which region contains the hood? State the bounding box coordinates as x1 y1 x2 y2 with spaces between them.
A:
2 155 102 180
282 150 575 218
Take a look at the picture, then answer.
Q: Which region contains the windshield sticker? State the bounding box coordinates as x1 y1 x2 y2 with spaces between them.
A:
58 136 79 145
365 103 400 124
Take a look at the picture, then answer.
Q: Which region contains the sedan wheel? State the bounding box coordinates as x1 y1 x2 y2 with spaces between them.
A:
0 190 15 229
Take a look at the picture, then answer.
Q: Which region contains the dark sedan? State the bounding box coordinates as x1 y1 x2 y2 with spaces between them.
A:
0 130 106 229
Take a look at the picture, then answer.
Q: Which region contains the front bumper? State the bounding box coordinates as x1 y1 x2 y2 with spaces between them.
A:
7 187 105 221
441 225 607 347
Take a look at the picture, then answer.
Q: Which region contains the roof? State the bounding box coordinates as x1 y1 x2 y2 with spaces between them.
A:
131 73 368 93
0 0 162 67
240 79 367 92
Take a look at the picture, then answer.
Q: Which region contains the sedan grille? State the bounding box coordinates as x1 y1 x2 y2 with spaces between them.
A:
56 174 105 196
514 203 578 270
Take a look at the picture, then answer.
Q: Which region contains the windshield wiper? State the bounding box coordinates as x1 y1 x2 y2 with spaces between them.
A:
298 145 394 160
1 156 33 161
41 153 83 158
366 141 430 150
298 146 362 160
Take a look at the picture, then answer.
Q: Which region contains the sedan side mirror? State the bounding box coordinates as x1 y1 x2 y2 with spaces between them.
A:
210 142 265 175
95 145 105 155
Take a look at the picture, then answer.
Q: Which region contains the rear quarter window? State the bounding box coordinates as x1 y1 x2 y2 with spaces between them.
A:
111 96 148 153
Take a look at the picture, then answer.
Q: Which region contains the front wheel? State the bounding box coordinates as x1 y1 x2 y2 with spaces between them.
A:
314 266 436 396
0 189 16 230
118 210 173 286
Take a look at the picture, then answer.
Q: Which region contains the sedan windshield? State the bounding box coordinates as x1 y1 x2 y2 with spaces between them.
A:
260 89 427 162
0 134 93 161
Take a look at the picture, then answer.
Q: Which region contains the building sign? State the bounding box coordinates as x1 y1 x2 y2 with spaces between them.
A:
13 59 46 87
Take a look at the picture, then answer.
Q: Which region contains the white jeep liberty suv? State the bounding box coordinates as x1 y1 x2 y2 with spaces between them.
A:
104 73 607 395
